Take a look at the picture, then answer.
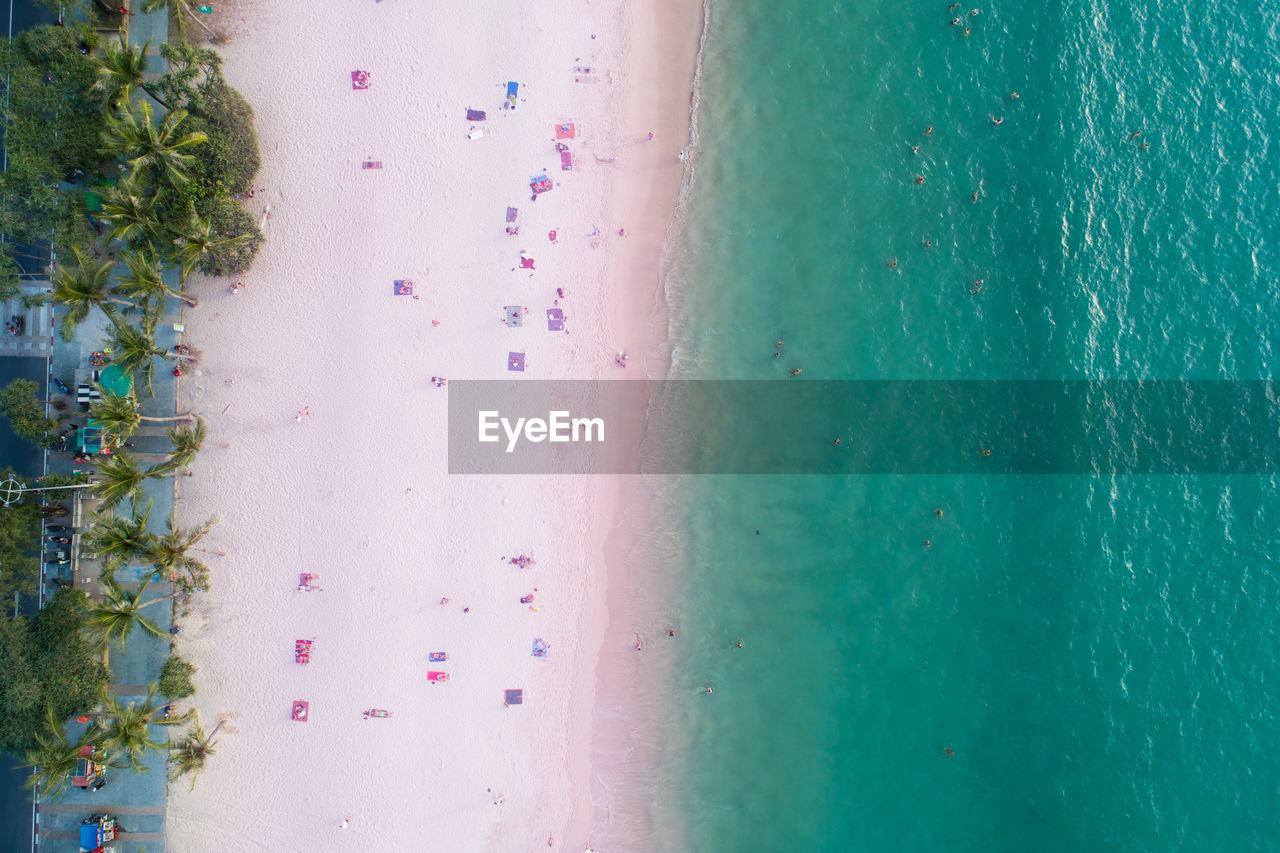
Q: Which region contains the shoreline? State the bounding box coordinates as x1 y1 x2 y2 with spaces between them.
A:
166 0 703 848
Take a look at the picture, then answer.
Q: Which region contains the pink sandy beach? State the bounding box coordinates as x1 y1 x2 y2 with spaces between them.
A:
166 0 702 849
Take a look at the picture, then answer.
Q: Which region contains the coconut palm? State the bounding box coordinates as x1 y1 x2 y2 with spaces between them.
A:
98 179 165 248
92 684 188 774
82 578 178 659
115 249 199 314
99 100 208 186
141 0 219 43
80 502 157 572
90 392 196 438
91 36 169 109
23 708 93 800
161 416 206 472
107 316 186 397
168 714 224 789
90 449 169 509
166 214 250 282
150 513 216 589
49 249 128 341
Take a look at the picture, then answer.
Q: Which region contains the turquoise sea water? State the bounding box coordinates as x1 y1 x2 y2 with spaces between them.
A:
651 0 1280 850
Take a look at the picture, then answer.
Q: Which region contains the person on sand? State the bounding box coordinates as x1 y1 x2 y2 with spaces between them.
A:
635 634 643 651
339 818 350 830
669 628 676 637
296 406 312 422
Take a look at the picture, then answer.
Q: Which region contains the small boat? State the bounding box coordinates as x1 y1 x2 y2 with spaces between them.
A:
363 709 392 719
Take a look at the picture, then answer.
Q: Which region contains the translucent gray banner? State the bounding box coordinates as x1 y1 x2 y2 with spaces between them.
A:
447 380 1280 475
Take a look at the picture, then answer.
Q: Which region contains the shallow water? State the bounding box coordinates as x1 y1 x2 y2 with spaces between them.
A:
647 0 1280 850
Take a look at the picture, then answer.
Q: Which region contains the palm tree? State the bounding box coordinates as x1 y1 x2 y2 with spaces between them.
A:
108 317 186 397
98 179 164 248
141 0 219 43
166 214 250 282
90 392 196 437
49 249 128 342
82 579 178 659
80 502 157 572
91 684 188 774
91 36 170 109
90 449 169 509
169 714 225 790
162 416 206 472
22 708 88 800
99 100 208 186
150 513 216 589
115 249 199 313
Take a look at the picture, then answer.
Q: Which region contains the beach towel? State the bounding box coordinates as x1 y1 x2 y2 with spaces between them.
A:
351 70 370 90
362 160 383 169
520 257 535 269
504 688 524 706
546 308 565 331
429 652 448 662
506 207 519 223
467 109 487 121
504 306 525 327
530 174 553 195
555 122 576 139
505 81 519 110
508 352 526 372
393 280 414 296
560 150 573 171
531 639 549 658
427 670 449 682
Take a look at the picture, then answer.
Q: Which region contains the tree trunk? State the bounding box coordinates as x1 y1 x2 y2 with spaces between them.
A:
139 412 195 423
183 5 219 40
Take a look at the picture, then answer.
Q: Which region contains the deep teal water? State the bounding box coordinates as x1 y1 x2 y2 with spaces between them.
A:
653 1 1280 850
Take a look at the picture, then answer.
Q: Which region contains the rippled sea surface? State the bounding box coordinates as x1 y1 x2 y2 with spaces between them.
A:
644 0 1280 850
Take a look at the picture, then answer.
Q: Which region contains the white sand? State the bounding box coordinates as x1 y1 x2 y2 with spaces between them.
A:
166 0 700 849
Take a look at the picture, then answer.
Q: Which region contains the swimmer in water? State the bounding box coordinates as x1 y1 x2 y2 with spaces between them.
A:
980 448 991 457
943 747 955 757
916 175 926 184
886 258 898 268
790 368 803 376
705 686 714 694
924 239 934 247
935 509 944 517
971 191 980 202
924 126 934 135
911 144 919 155
992 116 1004 125
951 17 961 25
970 8 979 16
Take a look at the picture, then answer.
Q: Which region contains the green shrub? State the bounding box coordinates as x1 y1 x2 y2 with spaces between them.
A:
159 655 197 699
187 80 261 198
195 195 264 277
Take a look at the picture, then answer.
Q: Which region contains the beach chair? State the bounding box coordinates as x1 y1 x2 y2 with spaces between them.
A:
505 81 519 110
555 122 575 139
393 280 414 296
298 572 321 592
546 308 565 331
504 306 526 327
362 160 383 170
427 671 449 683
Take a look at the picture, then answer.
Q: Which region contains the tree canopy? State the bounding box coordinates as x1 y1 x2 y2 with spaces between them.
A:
0 588 110 754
